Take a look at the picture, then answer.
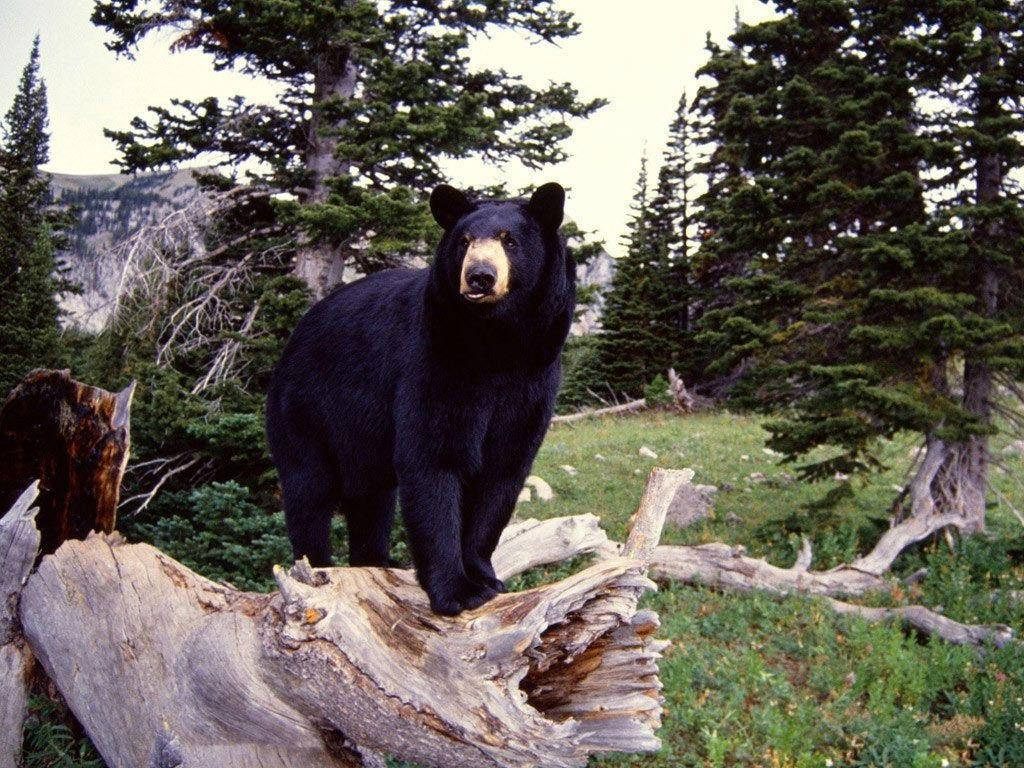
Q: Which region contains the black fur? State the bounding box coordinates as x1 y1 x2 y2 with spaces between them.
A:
266 183 575 615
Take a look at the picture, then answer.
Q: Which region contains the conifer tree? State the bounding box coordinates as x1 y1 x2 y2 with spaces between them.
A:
693 0 1024 525
595 156 658 397
92 0 604 300
647 91 698 380
596 91 701 399
0 36 64 394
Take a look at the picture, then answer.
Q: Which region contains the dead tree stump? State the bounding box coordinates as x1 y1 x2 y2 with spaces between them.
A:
0 369 134 555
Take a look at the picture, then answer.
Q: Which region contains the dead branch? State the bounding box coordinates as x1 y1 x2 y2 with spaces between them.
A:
552 398 647 424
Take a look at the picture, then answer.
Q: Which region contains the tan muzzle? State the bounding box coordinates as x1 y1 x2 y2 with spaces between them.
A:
460 237 510 303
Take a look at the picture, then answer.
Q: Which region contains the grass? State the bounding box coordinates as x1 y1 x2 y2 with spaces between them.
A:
22 410 1024 768
528 411 1024 768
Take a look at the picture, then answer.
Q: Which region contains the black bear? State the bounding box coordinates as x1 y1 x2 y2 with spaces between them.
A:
265 182 574 615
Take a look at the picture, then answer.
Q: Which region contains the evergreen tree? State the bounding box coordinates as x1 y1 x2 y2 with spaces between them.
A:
648 91 698 381
0 36 64 394
91 0 604 300
693 0 1024 526
596 92 701 399
596 155 666 397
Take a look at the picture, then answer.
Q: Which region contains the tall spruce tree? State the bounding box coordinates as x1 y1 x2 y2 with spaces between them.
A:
0 36 64 394
92 0 604 300
694 0 1024 526
648 91 698 381
595 155 659 397
597 93 700 399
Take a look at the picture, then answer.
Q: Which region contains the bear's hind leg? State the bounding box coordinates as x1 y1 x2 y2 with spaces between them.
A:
344 488 398 567
281 460 339 568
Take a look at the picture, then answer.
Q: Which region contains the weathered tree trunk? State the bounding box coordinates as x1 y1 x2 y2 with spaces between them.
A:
0 369 134 555
13 469 686 768
293 42 358 301
924 24 1004 533
0 483 40 768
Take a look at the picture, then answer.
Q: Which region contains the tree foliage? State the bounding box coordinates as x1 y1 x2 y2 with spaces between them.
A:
92 0 604 297
0 36 66 395
596 92 699 398
693 0 1024 520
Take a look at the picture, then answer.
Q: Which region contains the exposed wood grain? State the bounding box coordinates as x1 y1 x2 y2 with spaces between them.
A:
0 370 134 555
492 513 609 580
0 483 41 768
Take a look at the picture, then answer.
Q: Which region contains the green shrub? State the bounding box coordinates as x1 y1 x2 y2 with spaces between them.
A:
131 481 291 591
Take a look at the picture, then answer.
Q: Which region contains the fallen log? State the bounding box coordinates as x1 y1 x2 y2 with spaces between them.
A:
14 469 689 768
0 482 40 768
551 398 646 424
0 369 134 555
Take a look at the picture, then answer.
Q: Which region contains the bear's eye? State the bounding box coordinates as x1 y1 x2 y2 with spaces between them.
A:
501 231 517 249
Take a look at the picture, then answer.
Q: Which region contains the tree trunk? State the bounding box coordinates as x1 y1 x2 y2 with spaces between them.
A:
12 469 687 768
0 369 134 555
927 24 1003 532
293 43 358 301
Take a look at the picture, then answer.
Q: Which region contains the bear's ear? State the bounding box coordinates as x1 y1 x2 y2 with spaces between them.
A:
430 184 474 230
526 182 565 232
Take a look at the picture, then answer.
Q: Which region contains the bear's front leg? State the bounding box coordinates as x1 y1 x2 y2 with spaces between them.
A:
398 467 498 615
461 474 528 594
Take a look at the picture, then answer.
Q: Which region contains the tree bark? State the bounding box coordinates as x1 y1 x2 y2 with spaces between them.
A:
293 43 358 301
926 23 1004 532
14 469 688 768
0 369 134 556
0 483 40 768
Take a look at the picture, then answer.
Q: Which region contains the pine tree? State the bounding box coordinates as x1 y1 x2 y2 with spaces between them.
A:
692 0 1024 526
647 91 698 381
91 1 604 300
595 156 664 397
0 36 64 394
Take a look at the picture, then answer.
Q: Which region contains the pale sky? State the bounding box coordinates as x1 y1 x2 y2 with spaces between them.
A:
1 0 776 254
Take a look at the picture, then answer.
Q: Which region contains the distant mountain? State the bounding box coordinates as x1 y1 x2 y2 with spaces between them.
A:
49 169 200 331
48 168 616 334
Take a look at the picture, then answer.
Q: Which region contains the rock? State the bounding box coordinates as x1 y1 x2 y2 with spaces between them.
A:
834 472 850 482
665 483 718 529
1001 440 1024 457
638 446 658 459
740 454 750 462
762 447 783 459
516 487 532 504
721 483 735 492
523 475 554 502
560 464 578 476
594 453 607 462
725 511 741 525
748 472 766 483
633 469 643 476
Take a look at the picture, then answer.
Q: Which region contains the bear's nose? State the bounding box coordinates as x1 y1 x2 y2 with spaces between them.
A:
465 263 497 294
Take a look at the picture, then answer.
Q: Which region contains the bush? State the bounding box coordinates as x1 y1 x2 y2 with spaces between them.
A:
131 481 291 591
557 334 604 411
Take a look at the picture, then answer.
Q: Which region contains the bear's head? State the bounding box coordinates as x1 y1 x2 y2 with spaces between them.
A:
429 183 568 315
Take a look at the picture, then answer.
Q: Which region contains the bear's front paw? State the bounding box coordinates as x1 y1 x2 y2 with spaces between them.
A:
426 573 498 616
465 558 507 594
